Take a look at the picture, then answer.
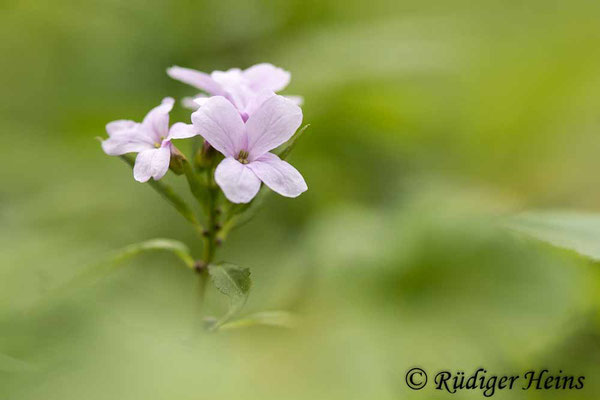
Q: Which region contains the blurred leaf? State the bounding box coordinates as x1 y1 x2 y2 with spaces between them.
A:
276 124 310 160
207 262 251 330
219 311 299 331
52 238 195 300
507 211 600 261
112 238 195 269
0 352 36 373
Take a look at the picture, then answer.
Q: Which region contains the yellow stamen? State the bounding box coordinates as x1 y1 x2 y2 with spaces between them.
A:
237 150 249 164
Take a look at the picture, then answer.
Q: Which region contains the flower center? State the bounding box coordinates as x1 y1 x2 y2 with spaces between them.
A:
154 136 166 148
237 150 249 164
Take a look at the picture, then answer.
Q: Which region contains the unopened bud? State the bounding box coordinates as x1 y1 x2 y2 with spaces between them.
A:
194 140 218 169
169 147 187 175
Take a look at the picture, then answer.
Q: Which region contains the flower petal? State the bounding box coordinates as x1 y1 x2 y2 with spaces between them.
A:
245 95 303 158
243 63 291 92
190 96 246 158
168 122 197 140
181 97 200 110
133 146 171 182
210 68 244 88
247 152 307 198
101 132 153 156
141 97 174 141
106 120 138 136
209 69 256 114
181 94 211 110
192 95 210 107
167 66 224 95
102 119 151 155
225 85 255 117
215 158 261 203
284 95 304 106
242 89 276 119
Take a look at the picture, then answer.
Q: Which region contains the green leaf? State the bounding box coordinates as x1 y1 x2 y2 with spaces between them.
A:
0 352 37 373
21 239 196 313
276 124 310 160
208 262 251 302
218 311 299 331
112 238 195 268
207 262 251 329
52 238 195 299
506 211 600 261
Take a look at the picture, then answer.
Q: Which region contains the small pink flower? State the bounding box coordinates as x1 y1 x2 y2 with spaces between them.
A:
168 63 303 121
191 95 307 203
102 98 195 182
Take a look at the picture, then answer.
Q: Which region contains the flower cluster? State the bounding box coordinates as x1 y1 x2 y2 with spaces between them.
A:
102 63 307 204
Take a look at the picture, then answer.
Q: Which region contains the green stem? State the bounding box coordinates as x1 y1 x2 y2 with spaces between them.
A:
119 155 204 236
182 159 209 214
194 165 220 323
197 267 209 304
203 167 220 264
216 186 270 242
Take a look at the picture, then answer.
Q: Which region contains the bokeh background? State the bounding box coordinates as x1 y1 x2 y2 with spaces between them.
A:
2 1 600 399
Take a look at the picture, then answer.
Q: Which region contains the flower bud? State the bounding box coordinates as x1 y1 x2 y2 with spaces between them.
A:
169 147 187 175
194 140 218 169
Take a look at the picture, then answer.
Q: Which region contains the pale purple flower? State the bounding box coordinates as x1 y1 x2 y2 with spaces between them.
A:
101 97 195 182
167 63 303 121
191 95 308 203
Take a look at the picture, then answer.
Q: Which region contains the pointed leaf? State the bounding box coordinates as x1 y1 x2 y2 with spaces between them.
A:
0 352 37 373
208 262 251 302
218 310 299 331
52 238 195 299
112 238 195 268
12 238 197 316
506 211 600 261
276 124 310 160
207 262 251 329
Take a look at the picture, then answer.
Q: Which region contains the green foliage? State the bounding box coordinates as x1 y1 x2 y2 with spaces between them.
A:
207 262 251 330
219 311 299 330
112 238 195 269
0 352 36 373
276 124 310 160
507 211 600 261
50 239 195 299
4 0 600 398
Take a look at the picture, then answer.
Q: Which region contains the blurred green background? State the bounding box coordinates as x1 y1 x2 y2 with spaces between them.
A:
2 0 600 399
